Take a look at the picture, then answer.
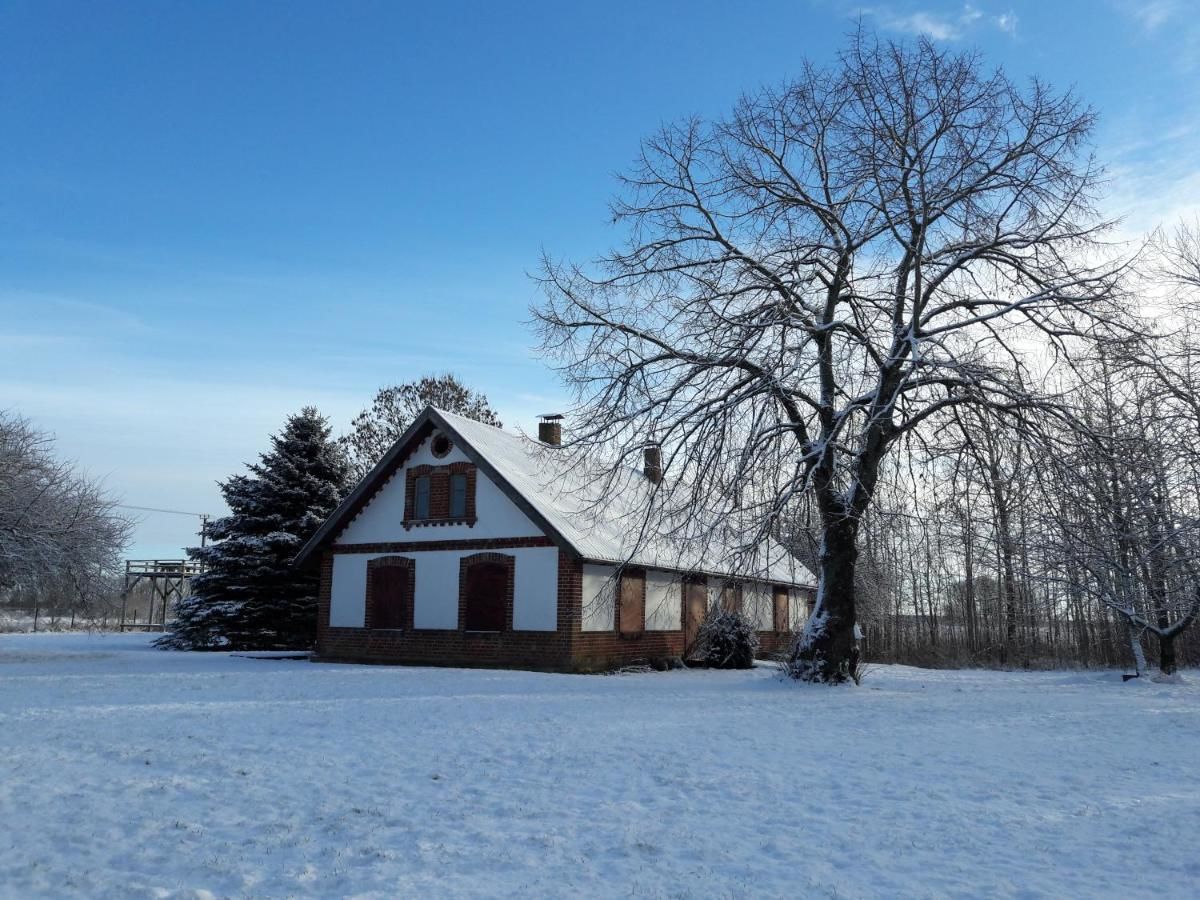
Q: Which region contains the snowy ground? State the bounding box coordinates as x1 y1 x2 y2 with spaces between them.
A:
1 634 1197 899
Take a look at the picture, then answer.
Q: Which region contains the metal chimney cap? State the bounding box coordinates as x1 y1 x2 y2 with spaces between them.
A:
538 413 564 421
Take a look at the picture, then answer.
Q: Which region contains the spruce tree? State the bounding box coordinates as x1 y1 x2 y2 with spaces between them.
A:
157 407 349 650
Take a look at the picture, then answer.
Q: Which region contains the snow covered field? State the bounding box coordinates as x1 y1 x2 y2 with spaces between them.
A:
1 633 1197 899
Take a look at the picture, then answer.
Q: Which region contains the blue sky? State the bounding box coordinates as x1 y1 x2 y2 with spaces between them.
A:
2 0 1198 557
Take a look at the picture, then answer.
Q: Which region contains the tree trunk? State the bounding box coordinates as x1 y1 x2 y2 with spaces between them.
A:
790 518 860 682
1128 622 1148 678
1158 632 1177 676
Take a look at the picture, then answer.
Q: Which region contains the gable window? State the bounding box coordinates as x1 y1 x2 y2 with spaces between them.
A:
366 557 414 630
405 463 477 527
414 475 431 520
460 554 513 632
449 472 468 518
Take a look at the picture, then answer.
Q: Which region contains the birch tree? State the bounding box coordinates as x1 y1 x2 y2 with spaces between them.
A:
534 32 1124 681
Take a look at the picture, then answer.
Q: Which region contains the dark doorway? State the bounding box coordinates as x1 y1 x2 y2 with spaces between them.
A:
464 562 507 631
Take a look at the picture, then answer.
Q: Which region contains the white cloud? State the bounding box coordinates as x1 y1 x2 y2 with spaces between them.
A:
1115 0 1179 33
1111 0 1199 72
993 12 1018 35
858 3 1018 40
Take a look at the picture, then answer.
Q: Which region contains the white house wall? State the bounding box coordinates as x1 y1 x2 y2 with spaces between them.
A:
329 553 369 627
329 548 559 631
511 549 558 631
335 433 544 544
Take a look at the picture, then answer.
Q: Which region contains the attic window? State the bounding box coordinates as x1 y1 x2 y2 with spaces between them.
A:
404 463 478 528
414 475 431 519
431 433 453 458
449 472 468 518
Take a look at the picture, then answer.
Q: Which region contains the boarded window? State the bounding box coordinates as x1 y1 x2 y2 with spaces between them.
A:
464 561 507 631
720 581 742 614
369 563 410 630
619 570 645 634
791 588 813 630
582 564 617 632
449 472 468 518
684 579 707 650
773 585 789 632
644 571 681 631
414 475 431 519
745 583 773 630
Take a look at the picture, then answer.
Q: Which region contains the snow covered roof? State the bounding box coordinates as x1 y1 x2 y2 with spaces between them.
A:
298 406 815 588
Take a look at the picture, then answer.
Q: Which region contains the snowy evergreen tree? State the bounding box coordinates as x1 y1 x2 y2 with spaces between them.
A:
157 407 349 651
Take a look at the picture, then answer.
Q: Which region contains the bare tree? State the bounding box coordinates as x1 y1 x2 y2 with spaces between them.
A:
1033 348 1200 677
0 412 131 614
339 373 503 483
534 33 1124 681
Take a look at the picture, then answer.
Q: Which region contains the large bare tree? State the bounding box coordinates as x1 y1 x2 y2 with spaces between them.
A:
534 33 1124 681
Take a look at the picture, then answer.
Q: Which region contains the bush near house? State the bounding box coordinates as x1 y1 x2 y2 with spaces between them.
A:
692 608 759 669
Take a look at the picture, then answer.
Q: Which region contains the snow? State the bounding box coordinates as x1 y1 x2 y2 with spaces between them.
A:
3 633 1199 899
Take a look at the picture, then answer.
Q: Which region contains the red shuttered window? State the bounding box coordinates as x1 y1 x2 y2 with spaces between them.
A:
463 561 507 632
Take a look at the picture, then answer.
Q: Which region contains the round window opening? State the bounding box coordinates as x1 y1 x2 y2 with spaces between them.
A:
431 433 453 458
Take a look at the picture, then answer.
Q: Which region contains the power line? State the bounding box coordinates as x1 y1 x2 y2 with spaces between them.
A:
117 504 210 518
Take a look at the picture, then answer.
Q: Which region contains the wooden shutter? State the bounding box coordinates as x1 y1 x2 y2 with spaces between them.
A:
773 586 789 632
684 580 707 650
371 566 409 630
464 562 506 631
619 570 645 634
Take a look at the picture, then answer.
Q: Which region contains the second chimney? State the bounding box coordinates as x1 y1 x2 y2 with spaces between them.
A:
538 413 563 446
643 444 662 484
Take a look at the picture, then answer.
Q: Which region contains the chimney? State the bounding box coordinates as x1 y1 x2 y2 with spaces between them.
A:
538 413 563 446
643 443 662 484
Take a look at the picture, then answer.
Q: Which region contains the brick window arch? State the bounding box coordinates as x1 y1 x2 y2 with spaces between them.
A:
365 556 414 630
459 552 514 632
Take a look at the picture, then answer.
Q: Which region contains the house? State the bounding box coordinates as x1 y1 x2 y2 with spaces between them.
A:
296 406 816 671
